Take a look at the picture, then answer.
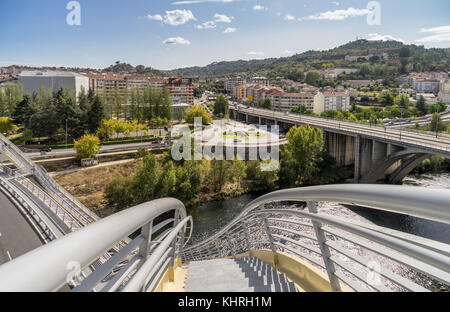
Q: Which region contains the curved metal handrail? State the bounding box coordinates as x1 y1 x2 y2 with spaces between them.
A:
0 198 188 292
185 184 450 252
184 184 450 292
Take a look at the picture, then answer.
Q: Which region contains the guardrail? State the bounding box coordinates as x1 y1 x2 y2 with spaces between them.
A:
0 177 57 242
183 184 450 292
0 198 192 292
231 106 450 154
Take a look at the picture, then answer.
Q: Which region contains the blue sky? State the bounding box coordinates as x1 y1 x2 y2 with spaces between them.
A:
1 0 449 70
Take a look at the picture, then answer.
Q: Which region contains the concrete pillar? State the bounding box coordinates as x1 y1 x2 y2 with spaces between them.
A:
372 140 388 163
245 114 249 123
359 138 373 177
354 135 361 183
259 117 262 125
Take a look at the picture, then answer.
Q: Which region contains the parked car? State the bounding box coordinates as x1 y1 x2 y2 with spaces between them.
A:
40 147 52 152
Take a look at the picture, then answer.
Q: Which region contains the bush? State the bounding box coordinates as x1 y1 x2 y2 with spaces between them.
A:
74 134 101 160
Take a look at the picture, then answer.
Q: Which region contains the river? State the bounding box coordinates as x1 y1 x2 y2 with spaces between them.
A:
188 172 450 245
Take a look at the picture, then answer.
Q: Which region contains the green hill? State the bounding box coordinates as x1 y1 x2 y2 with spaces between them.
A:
162 40 450 79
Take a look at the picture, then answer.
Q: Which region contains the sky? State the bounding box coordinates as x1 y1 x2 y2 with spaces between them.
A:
1 0 449 70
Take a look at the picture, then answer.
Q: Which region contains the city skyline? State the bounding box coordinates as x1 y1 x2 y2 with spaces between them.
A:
1 0 449 70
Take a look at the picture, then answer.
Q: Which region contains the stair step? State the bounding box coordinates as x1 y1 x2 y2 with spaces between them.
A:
185 257 298 292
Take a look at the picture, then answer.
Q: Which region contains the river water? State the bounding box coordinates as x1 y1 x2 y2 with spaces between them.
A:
189 172 450 246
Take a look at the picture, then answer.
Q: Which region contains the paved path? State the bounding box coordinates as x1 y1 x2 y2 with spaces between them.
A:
0 190 43 265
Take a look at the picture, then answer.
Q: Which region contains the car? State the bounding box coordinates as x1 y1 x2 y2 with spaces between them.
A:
40 147 52 152
152 139 163 145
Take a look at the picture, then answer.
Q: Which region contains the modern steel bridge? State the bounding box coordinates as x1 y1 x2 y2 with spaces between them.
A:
0 133 449 292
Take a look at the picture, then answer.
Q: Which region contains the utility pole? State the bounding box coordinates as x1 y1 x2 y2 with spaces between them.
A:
65 119 68 148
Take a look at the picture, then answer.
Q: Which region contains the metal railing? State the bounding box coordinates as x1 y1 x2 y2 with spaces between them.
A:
0 185 448 292
183 184 450 292
0 198 192 292
231 105 450 154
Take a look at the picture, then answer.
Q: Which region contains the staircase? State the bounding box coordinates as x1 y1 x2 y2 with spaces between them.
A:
185 257 298 292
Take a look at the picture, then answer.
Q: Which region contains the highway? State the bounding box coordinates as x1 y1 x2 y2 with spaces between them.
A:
23 141 170 160
231 104 450 156
0 190 43 265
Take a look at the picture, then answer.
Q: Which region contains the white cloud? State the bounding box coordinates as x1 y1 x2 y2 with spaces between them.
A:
163 37 191 45
214 13 233 23
248 51 264 56
195 21 216 29
282 50 293 55
172 0 244 4
284 14 295 21
416 25 450 43
253 5 267 11
223 27 237 33
305 7 370 21
164 9 196 26
367 33 404 43
146 14 163 21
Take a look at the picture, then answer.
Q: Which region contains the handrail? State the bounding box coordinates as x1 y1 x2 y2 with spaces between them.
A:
0 198 187 292
185 185 450 252
184 184 450 292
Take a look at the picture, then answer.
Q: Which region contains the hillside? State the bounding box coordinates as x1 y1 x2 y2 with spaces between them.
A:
163 40 450 78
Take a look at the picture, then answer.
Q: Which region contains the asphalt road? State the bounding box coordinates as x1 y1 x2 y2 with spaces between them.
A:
0 190 43 265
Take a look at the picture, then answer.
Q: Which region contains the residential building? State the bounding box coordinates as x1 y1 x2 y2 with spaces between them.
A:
416 93 439 104
225 76 246 93
324 68 358 79
323 92 351 111
412 79 441 93
19 70 90 98
343 80 374 87
166 77 194 105
438 79 450 104
249 76 269 87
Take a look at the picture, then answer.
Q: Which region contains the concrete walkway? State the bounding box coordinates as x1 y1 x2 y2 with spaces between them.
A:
185 257 298 292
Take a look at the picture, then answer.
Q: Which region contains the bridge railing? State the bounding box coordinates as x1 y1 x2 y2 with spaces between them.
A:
232 106 450 153
0 177 57 241
183 184 450 292
0 198 192 292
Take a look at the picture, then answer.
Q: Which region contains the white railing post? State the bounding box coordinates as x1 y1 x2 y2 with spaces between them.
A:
307 201 341 292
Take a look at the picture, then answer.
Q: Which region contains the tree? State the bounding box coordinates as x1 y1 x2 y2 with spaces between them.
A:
416 96 427 116
428 114 447 133
105 176 134 210
87 95 105 133
210 159 232 192
185 105 212 125
304 71 320 86
214 94 229 116
156 161 177 197
395 94 410 109
0 117 18 135
279 125 324 187
381 92 394 106
258 98 272 109
230 158 247 188
73 134 101 160
131 153 160 204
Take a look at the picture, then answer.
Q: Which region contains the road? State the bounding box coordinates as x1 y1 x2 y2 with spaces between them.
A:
24 141 170 160
230 104 450 155
0 190 43 265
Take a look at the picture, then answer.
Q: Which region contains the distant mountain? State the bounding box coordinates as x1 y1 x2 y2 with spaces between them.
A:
162 40 450 78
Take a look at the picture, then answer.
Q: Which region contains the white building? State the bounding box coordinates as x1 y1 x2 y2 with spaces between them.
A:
412 79 441 93
19 71 89 98
438 79 450 104
225 76 246 93
323 92 351 111
324 68 358 79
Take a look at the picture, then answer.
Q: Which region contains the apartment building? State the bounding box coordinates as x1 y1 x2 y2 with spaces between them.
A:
412 79 441 93
324 68 358 79
438 79 450 104
225 76 246 93
166 77 194 105
249 76 269 87
323 92 351 111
